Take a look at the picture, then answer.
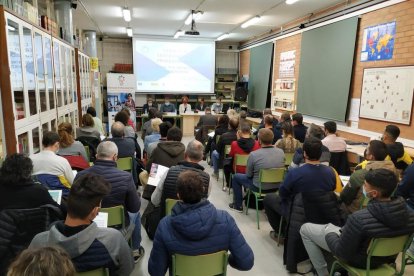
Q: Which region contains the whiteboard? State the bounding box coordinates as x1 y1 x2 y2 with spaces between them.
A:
360 66 414 125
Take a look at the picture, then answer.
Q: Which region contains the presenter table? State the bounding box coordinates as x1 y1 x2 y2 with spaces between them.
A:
139 114 182 128
182 114 203 136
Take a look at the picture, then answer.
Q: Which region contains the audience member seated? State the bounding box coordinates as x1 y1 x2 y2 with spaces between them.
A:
275 122 302 153
195 97 206 111
7 246 76 276
141 107 158 140
143 97 158 114
255 108 278 134
87 106 105 136
289 124 330 169
31 131 74 197
148 170 254 276
160 95 176 113
382 124 413 171
300 169 414 276
223 123 260 191
227 108 238 120
114 110 136 138
178 96 192 114
211 117 239 178
142 140 210 239
195 107 217 143
108 121 141 160
204 114 228 160
30 174 135 275
141 127 185 198
144 118 163 152
211 96 224 113
239 110 249 127
263 115 281 144
57 122 89 164
264 137 341 242
76 114 101 140
229 128 285 212
340 140 396 214
147 122 172 159
75 141 143 261
292 113 307 143
0 154 61 211
322 121 346 152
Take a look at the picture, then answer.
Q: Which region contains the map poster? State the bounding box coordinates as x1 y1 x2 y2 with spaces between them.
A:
360 66 414 125
279 50 295 78
361 21 396 62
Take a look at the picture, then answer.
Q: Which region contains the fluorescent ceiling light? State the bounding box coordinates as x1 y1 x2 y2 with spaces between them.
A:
174 30 184 39
217 33 229 41
123 8 131 22
126 27 133 37
7 25 16 31
286 0 300 4
241 16 260 29
185 11 203 25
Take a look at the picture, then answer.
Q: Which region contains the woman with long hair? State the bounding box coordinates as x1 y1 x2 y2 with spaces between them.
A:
57 122 89 162
76 114 100 140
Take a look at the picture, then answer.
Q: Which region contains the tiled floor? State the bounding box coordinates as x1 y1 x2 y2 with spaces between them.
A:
132 135 414 276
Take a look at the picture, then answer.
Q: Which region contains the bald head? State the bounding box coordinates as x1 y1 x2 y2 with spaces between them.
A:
97 141 118 160
185 140 204 162
111 121 125 138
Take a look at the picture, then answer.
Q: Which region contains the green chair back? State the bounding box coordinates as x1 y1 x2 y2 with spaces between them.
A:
233 154 249 170
284 152 294 166
100 205 125 228
166 198 179 216
330 234 414 276
215 135 221 145
116 157 133 171
172 251 228 276
76 268 109 276
359 194 370 209
224 145 231 156
84 146 90 161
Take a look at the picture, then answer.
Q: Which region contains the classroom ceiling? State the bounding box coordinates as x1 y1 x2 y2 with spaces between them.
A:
73 0 354 42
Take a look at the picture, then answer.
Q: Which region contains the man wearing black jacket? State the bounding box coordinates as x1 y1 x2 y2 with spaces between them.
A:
300 169 414 276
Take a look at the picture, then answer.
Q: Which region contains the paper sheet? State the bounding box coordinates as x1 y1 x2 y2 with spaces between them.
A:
94 212 108 228
348 98 360 122
48 190 62 205
147 163 169 187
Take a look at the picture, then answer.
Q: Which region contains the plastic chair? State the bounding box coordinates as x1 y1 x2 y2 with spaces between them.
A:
100 205 125 228
284 152 294 167
76 268 109 276
330 234 413 276
229 154 249 195
222 145 232 186
359 194 370 209
172 250 228 276
246 168 285 229
117 157 133 172
165 198 179 216
84 145 90 161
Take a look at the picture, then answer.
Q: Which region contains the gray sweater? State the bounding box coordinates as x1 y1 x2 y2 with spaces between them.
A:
246 146 285 189
57 141 89 163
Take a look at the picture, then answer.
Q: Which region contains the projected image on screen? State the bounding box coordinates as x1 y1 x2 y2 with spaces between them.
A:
133 38 215 94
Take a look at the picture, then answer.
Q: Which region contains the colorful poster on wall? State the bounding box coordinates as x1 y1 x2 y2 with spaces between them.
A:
107 73 137 132
361 21 396 62
279 50 295 78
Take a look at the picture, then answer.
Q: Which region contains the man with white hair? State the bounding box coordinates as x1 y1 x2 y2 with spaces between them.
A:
75 141 144 262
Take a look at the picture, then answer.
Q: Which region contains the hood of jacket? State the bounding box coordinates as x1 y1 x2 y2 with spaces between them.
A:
170 200 216 241
365 160 397 174
387 142 404 161
237 137 256 153
367 197 409 229
47 221 97 258
157 141 185 157
177 160 205 171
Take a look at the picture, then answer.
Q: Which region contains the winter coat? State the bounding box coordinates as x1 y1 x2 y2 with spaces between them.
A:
148 200 254 276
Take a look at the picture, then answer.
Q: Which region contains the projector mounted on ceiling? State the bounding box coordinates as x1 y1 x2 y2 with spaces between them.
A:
185 10 200 36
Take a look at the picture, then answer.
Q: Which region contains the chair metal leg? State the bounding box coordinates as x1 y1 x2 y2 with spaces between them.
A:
277 219 283 247
228 174 233 195
255 196 260 229
245 190 250 215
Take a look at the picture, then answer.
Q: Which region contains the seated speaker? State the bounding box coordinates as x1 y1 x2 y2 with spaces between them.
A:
235 82 248 101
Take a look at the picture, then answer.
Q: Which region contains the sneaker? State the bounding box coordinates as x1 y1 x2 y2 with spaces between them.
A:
269 231 284 245
228 203 243 213
222 187 228 192
133 246 145 263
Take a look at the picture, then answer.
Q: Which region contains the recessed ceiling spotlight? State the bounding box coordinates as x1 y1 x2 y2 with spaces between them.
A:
123 8 131 22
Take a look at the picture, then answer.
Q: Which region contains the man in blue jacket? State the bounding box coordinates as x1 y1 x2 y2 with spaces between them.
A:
148 170 254 276
76 141 143 262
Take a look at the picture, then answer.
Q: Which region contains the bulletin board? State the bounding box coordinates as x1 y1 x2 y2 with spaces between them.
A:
360 66 414 125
